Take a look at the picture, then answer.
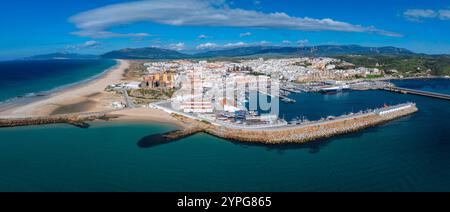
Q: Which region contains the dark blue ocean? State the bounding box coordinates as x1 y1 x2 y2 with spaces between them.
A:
390 78 450 95
0 59 116 102
0 63 450 191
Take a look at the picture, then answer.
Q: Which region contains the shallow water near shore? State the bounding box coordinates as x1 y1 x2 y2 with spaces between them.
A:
0 59 116 103
1 79 450 191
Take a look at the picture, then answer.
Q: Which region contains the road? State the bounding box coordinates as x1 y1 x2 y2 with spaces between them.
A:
122 89 136 108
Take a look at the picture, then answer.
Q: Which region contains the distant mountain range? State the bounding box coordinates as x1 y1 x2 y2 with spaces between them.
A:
24 45 435 61
193 46 275 58
21 45 449 75
98 45 416 59
22 52 99 60
194 45 416 58
100 45 417 59
101 47 189 60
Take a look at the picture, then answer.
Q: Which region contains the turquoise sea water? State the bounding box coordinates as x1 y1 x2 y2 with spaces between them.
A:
0 59 116 102
0 70 450 191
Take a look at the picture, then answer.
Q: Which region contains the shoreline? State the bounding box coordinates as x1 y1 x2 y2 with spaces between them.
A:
0 58 436 145
369 75 449 82
160 103 419 145
0 59 128 118
106 108 188 129
0 59 119 107
0 101 419 145
121 102 418 146
0 59 186 129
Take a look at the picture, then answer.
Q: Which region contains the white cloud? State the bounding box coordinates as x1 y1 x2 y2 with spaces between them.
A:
439 10 450 20
72 31 150 39
297 39 309 46
404 9 437 21
403 9 450 21
69 0 401 38
196 41 278 50
65 40 101 51
196 42 220 50
282 40 291 44
168 42 186 51
258 40 271 45
198 34 209 39
196 41 274 51
83 40 101 47
239 32 252 37
224 42 249 48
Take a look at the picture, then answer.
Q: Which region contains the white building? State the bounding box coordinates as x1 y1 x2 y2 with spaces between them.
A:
181 101 214 113
376 103 414 116
112 101 126 109
123 81 141 90
223 104 240 113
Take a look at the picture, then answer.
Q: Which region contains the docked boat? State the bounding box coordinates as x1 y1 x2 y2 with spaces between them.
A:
280 97 296 103
319 85 350 94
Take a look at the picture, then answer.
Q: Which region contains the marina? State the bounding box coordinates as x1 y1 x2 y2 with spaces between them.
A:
152 100 418 144
202 103 418 144
2 0 450 194
0 85 448 192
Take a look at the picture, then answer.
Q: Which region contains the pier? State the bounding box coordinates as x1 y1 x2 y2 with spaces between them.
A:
163 102 418 145
383 86 450 101
203 103 418 144
0 110 120 128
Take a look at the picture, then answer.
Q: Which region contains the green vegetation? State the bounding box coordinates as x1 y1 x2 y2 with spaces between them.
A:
365 74 383 79
293 61 312 67
201 120 211 125
336 55 450 76
102 47 188 59
162 88 176 98
128 88 175 104
124 61 147 80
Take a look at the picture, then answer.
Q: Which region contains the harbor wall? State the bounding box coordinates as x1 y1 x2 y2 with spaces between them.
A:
0 104 418 146
0 112 116 128
202 105 418 144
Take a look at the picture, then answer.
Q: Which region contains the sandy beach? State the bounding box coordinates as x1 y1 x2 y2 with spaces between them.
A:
108 108 187 128
0 59 184 127
0 59 128 117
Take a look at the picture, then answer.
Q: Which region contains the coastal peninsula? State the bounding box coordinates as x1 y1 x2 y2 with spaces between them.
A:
0 60 185 128
0 58 422 145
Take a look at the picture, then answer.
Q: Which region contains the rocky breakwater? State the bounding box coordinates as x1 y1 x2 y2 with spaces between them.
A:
0 112 119 128
137 114 205 148
204 103 418 144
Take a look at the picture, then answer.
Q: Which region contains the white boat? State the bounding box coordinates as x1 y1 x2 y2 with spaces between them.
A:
320 85 350 93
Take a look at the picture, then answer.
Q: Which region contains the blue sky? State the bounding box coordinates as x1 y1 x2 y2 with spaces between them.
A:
1 0 450 60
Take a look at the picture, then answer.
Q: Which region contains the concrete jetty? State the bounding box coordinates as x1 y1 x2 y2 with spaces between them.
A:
0 102 419 146
170 103 418 145
0 111 119 128
383 86 450 101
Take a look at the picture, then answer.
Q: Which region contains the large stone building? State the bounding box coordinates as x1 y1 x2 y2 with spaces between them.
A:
143 72 175 89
